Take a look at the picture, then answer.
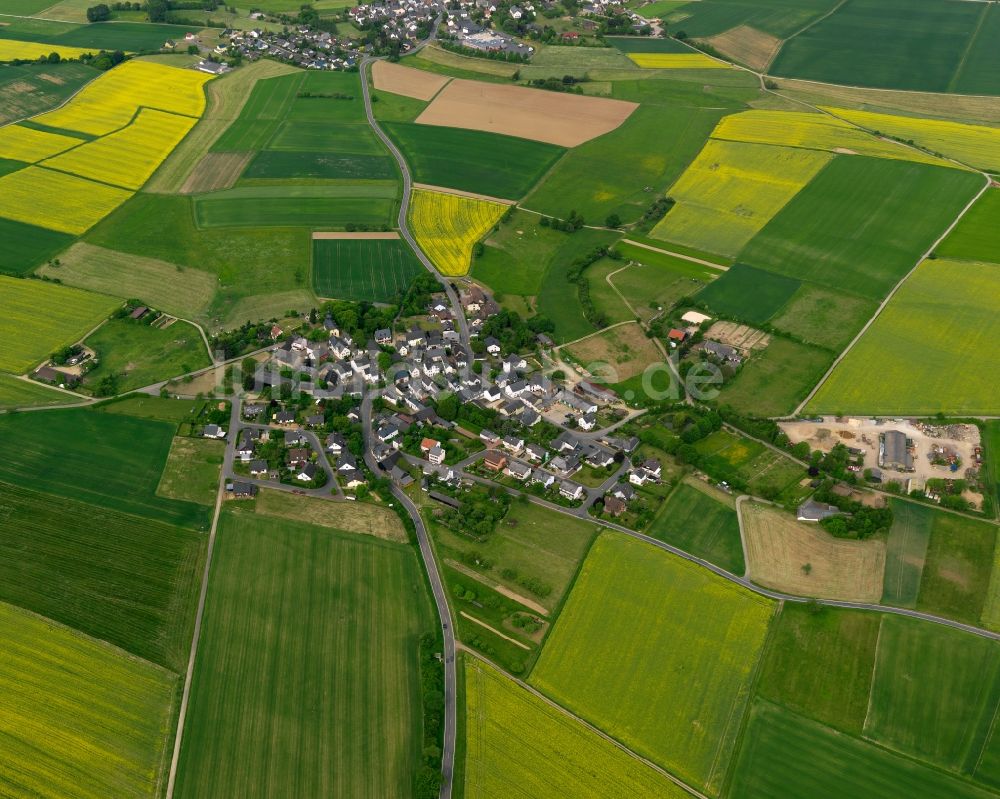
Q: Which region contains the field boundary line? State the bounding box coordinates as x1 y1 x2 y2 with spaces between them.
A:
553 319 634 351
973 689 1000 776
793 171 992 415
459 611 531 650
164 412 231 798
861 616 883 737
947 2 990 94
766 0 849 71
471 652 711 799
412 182 516 205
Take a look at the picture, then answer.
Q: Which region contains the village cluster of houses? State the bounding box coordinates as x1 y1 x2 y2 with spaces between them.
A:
216 23 367 70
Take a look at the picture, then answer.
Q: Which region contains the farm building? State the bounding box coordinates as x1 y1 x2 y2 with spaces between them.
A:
796 499 841 522
879 430 913 471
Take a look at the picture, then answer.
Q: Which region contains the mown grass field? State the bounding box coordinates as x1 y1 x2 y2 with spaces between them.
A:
37 242 218 323
881 500 933 608
808 259 1000 415
0 372 65 408
0 274 118 373
464 657 688 799
312 237 423 302
428 485 599 614
156 436 224 506
529 532 774 794
648 481 745 574
175 508 432 798
651 139 831 258
716 336 833 417
86 193 312 329
524 104 725 225
917 510 997 627
385 121 565 200
83 317 210 393
770 0 999 94
768 283 877 352
410 188 507 276
0 601 177 799
864 614 1000 774
938 189 1000 263
739 158 983 301
0 480 205 670
0 408 210 529
730 699 995 799
756 604 880 736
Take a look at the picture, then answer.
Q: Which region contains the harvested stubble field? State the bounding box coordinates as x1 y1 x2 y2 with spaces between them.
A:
704 24 782 71
0 601 177 799
808 259 1000 415
529 532 774 794
34 59 209 137
409 188 507 276
464 657 688 799
651 139 831 257
711 110 954 167
174 509 432 798
37 242 218 323
44 107 196 190
414 78 637 147
740 502 885 602
564 321 663 382
0 274 118 373
0 480 205 670
254 489 407 543
372 59 449 100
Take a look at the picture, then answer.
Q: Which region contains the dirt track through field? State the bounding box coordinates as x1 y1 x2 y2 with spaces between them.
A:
446 559 548 615
412 183 515 205
415 79 637 147
372 60 450 100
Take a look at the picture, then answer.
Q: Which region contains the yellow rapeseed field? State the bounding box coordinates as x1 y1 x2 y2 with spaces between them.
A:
0 40 96 62
651 139 832 257
627 53 729 69
823 106 1000 172
712 110 956 168
409 188 507 276
43 109 197 190
0 123 83 162
34 60 210 136
0 166 131 235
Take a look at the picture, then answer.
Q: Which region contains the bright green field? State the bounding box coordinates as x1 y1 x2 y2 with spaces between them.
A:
0 408 210 529
808 260 1000 415
86 193 312 329
917 508 997 627
739 157 983 301
0 372 66 408
863 614 1000 774
0 601 176 799
768 283 877 352
716 336 833 417
696 263 801 324
0 274 119 374
881 500 933 608
0 480 204 670
529 532 774 794
770 0 999 95
174 508 433 798
647 0 840 38
312 237 423 303
464 657 689 799
756 604 880 736
730 699 996 799
194 194 396 230
524 104 725 225
648 482 745 574
83 317 210 393
0 19 198 50
384 121 565 200
242 151 396 180
938 189 1000 263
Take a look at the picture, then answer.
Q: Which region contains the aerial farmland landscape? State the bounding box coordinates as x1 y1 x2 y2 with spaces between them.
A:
2 0 1000 797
